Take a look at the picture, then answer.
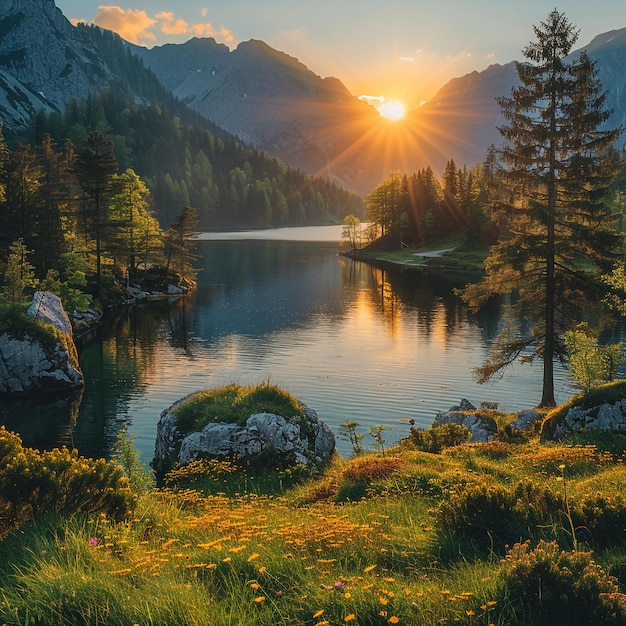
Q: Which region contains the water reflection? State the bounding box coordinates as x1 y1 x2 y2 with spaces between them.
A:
0 234 574 460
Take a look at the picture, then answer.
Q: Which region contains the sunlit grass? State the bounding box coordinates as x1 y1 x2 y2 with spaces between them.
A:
174 382 306 433
2 419 626 624
358 234 488 272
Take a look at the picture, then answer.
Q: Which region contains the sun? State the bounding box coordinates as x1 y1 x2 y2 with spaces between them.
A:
378 100 406 121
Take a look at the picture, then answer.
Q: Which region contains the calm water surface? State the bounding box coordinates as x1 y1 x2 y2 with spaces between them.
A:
1 226 574 461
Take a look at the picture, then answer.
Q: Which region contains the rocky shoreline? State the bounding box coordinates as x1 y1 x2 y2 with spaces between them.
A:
0 281 190 397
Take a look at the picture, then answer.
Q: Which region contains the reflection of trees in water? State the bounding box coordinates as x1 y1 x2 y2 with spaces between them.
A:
73 301 181 459
340 258 481 343
0 390 82 451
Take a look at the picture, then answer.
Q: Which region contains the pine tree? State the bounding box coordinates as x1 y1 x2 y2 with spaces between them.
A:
459 10 623 407
2 238 38 310
165 206 200 284
74 131 118 296
108 169 163 283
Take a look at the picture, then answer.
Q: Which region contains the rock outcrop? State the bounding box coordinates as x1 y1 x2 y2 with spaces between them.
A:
542 398 626 441
433 399 497 443
509 410 543 432
153 395 335 475
0 292 83 394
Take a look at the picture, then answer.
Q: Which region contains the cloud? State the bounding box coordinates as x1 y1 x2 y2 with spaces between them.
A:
91 5 235 46
93 6 157 44
358 94 385 103
191 22 235 43
201 8 209 17
69 17 87 26
400 56 414 62
155 12 189 36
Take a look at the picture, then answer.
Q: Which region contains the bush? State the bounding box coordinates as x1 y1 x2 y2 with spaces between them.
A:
334 455 405 502
574 492 626 549
435 479 567 553
407 423 471 453
498 540 626 625
0 427 136 524
111 428 154 493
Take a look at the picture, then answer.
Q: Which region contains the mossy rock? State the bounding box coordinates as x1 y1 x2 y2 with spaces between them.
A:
541 381 626 442
153 384 335 480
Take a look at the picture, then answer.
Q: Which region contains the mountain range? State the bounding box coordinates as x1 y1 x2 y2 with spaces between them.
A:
1 0 626 196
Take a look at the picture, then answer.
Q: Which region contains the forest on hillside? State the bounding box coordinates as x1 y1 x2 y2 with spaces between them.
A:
20 83 364 231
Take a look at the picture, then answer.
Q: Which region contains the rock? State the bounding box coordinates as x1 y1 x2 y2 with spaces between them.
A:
543 398 626 441
433 399 497 443
70 306 103 335
0 292 83 395
27 290 72 335
153 396 335 475
167 284 187 295
509 411 543 431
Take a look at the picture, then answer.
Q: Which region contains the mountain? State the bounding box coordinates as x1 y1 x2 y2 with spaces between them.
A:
408 28 626 172
0 0 363 230
133 27 626 186
1 0 626 194
130 37 382 194
0 0 90 127
0 0 188 134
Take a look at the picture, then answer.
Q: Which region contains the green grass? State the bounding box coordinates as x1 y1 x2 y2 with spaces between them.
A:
2 401 626 625
357 235 488 272
174 382 306 434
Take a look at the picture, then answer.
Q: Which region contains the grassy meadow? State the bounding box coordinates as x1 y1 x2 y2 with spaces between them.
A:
1 408 626 625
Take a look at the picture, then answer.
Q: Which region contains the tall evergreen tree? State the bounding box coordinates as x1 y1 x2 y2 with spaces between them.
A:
166 206 200 283
37 134 65 272
74 131 118 295
459 10 623 407
3 143 41 249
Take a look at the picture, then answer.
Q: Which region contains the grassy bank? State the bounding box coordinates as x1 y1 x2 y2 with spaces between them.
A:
345 236 487 273
1 411 626 625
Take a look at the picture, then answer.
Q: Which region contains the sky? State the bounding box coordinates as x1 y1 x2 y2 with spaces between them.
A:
54 1 626 107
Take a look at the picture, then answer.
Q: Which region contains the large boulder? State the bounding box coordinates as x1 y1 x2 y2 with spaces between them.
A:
433 399 497 443
542 398 626 441
153 394 335 476
0 292 83 394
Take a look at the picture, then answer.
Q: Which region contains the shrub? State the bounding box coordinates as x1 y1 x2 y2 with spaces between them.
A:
339 455 404 483
407 423 471 454
111 428 154 493
564 323 622 392
163 458 238 492
574 492 626 549
472 440 512 460
0 427 135 524
498 540 626 625
517 444 612 478
334 455 405 502
435 479 567 553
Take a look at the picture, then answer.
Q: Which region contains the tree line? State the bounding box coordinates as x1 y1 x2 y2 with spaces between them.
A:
0 126 202 315
22 84 364 230
362 10 626 408
361 154 502 248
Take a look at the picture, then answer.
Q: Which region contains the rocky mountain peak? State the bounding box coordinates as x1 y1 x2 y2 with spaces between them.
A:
0 0 112 127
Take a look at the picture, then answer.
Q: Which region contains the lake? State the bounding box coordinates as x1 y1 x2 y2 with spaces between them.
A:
0 225 574 462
